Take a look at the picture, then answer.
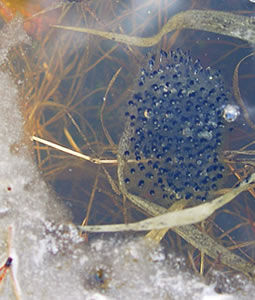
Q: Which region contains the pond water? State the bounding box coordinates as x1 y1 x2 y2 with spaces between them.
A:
4 0 255 280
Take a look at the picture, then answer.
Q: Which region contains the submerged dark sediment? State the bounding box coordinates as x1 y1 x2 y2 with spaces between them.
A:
118 49 232 208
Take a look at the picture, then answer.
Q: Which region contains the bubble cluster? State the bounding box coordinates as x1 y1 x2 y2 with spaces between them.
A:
119 49 234 207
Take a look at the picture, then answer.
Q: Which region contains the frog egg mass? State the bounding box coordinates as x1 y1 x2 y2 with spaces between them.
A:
118 49 237 208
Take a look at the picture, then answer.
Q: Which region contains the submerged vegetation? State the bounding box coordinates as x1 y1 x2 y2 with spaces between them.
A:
3 0 255 284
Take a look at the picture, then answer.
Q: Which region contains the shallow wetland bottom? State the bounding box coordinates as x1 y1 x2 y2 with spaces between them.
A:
3 0 255 297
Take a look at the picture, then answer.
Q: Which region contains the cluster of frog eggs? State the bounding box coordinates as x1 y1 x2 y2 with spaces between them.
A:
119 49 235 207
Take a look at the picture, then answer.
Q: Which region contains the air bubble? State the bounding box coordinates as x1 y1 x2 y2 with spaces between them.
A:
222 104 240 122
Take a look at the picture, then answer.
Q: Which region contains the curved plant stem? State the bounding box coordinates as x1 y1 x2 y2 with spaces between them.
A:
52 10 255 47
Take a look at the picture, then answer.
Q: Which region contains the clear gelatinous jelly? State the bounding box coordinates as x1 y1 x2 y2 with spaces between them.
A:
118 49 235 208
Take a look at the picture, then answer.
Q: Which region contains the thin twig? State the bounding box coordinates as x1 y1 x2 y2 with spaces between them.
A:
32 136 118 164
100 67 122 147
